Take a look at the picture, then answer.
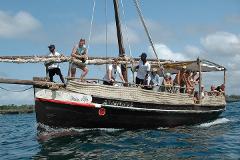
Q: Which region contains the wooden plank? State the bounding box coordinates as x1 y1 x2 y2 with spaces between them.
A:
0 78 64 88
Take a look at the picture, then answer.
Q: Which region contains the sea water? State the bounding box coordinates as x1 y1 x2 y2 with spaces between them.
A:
0 102 239 159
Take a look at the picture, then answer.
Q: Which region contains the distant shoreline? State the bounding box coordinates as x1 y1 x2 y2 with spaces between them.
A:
0 104 34 114
226 95 240 103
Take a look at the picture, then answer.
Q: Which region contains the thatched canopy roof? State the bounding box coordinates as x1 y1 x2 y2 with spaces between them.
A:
159 59 226 74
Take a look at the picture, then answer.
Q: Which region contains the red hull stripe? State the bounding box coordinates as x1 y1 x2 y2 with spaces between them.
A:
35 98 97 108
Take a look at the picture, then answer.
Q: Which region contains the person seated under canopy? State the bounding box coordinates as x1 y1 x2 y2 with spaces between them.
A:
215 84 225 94
161 72 173 92
149 68 160 86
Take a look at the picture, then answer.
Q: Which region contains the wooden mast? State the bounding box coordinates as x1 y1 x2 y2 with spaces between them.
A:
113 0 128 82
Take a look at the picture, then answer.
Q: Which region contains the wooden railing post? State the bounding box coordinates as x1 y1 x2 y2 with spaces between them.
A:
197 58 202 104
224 69 226 86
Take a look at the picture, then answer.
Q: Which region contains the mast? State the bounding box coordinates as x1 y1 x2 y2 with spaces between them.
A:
113 0 128 82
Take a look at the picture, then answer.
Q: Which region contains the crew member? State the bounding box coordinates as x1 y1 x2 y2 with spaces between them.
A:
70 39 89 81
135 53 151 85
103 59 125 85
45 44 65 84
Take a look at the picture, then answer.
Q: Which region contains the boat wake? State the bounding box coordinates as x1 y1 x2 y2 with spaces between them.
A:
198 118 230 128
37 123 122 141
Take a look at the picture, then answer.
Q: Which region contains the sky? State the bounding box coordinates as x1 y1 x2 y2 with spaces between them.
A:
0 0 239 104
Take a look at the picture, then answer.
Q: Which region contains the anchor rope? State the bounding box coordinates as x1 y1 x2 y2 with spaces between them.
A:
0 86 33 92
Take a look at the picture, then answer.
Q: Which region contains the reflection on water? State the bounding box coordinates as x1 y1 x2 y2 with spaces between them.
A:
0 102 240 159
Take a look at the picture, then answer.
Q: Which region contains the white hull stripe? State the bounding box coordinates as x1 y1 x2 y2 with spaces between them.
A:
103 104 225 114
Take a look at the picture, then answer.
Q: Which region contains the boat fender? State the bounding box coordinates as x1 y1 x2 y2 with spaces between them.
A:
98 108 106 116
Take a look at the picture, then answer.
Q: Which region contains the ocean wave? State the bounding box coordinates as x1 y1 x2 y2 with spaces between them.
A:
37 123 123 141
198 118 230 128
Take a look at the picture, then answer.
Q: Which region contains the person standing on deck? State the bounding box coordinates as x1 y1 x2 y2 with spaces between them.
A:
70 39 89 81
103 59 125 85
173 65 187 93
135 53 151 85
45 44 65 84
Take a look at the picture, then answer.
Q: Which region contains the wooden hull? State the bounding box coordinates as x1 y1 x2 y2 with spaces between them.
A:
35 96 225 129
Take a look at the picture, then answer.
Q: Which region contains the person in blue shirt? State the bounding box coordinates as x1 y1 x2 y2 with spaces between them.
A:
70 39 89 81
150 68 160 86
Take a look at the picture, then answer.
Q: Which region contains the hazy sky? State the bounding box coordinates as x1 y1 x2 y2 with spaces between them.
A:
0 0 239 104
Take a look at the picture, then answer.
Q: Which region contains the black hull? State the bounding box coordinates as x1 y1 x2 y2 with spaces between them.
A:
35 97 225 129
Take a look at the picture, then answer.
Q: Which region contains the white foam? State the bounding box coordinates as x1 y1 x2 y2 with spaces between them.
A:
38 123 122 132
37 123 123 141
70 127 122 132
198 118 230 128
157 127 170 130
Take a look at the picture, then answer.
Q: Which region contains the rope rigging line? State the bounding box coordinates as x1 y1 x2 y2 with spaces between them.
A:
105 0 108 70
0 86 33 92
87 0 96 51
133 0 158 59
120 0 133 58
133 0 165 75
120 0 135 82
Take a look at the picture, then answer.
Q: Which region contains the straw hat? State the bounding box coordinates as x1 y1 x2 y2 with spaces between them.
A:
182 65 187 69
152 68 158 72
165 72 171 78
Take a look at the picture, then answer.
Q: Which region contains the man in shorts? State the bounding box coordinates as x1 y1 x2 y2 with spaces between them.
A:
70 39 89 81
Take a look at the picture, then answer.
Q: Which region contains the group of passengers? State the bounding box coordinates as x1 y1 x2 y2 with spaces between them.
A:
45 39 225 97
173 66 200 94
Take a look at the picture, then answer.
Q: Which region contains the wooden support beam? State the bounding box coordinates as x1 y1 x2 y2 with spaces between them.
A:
0 55 167 64
0 78 64 88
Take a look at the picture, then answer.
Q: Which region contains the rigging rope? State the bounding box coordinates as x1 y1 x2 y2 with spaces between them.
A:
105 0 108 70
133 0 164 75
0 86 33 92
120 0 135 82
120 0 133 58
87 0 96 51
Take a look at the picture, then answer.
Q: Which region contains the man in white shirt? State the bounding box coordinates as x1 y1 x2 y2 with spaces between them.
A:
103 59 125 85
135 53 151 85
45 44 65 84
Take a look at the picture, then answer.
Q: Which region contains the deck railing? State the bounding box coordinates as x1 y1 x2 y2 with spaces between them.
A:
66 78 225 100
